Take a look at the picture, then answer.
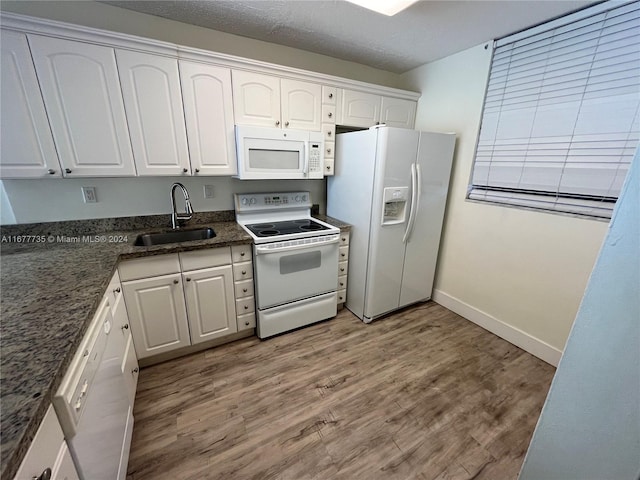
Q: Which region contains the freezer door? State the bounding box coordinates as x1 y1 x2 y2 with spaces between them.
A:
363 127 419 320
399 131 456 307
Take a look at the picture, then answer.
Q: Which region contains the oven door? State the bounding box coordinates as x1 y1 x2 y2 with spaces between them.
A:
254 235 339 309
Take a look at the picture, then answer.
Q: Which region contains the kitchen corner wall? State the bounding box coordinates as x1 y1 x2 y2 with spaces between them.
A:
1 177 326 224
401 44 608 363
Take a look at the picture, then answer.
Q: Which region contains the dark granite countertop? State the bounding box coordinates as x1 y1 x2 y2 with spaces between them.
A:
0 214 251 480
0 211 350 480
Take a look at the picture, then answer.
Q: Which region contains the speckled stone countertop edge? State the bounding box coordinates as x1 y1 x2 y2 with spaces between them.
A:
0 214 350 480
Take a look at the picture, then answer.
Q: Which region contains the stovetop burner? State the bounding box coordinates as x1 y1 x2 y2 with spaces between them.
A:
245 219 331 238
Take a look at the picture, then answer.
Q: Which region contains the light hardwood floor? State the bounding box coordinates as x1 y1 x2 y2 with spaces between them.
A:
126 302 555 480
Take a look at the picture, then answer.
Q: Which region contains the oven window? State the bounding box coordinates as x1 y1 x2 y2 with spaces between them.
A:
280 251 321 274
249 149 300 170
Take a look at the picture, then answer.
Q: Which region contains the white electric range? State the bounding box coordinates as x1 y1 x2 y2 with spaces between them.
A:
235 192 340 338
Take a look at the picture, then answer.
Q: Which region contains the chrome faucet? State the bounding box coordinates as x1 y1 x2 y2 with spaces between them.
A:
170 182 193 229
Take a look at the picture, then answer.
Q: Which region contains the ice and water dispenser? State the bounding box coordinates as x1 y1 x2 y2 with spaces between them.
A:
382 187 409 225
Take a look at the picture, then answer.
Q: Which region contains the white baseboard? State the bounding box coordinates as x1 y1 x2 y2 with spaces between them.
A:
432 289 562 367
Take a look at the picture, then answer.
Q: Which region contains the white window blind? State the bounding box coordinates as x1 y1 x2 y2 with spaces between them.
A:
469 0 640 219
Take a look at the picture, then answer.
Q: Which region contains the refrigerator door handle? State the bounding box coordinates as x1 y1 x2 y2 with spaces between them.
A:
403 163 419 243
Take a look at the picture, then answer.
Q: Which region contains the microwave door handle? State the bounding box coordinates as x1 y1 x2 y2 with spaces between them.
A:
302 143 308 177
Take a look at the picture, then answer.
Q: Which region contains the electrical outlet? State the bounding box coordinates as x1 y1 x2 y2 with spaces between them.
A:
204 185 215 199
81 186 97 203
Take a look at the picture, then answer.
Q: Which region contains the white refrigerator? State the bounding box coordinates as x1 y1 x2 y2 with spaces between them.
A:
327 126 455 323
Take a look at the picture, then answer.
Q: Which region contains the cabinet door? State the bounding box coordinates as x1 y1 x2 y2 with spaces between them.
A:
0 31 61 179
52 442 80 480
281 79 322 131
180 61 237 175
183 265 237 344
122 335 139 407
122 273 190 359
232 70 281 127
339 89 381 128
380 97 417 129
116 50 190 176
28 35 136 177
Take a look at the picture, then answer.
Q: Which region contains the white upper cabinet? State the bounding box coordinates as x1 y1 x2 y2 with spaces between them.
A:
380 97 417 129
116 50 190 176
232 71 323 131
338 89 416 129
180 61 237 175
338 89 382 128
232 70 281 128
28 35 136 177
0 30 61 178
280 79 322 131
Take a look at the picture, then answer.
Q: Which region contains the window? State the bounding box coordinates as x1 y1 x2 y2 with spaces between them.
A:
468 0 640 219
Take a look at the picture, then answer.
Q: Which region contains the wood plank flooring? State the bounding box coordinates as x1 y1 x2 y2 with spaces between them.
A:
126 302 555 480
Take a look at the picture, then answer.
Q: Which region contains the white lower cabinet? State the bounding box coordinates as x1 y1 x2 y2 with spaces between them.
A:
120 245 254 360
13 406 79 480
337 231 350 306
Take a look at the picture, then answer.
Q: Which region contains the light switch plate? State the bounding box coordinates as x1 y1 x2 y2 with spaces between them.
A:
204 185 215 198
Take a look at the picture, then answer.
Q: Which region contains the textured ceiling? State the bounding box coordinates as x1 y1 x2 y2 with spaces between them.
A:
101 0 595 73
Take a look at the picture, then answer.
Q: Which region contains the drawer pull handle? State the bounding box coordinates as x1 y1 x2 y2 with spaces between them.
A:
243 288 248 293
183 168 188 173
122 324 129 330
341 253 346 257
65 168 72 174
328 93 333 99
132 367 139 374
34 467 52 480
242 270 247 275
113 287 121 294
245 321 250 326
244 305 249 310
340 268 345 272
328 112 333 118
328 131 332 136
48 169 55 175
275 120 280 126
241 252 245 256
195 168 200 173
186 277 192 282
285 121 290 127
173 279 179 284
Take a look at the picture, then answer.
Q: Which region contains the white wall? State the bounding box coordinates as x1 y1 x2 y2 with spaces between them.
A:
519 150 640 480
0 0 403 88
401 44 609 361
2 177 326 224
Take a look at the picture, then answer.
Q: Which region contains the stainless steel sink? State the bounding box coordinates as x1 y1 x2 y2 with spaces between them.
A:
134 227 216 246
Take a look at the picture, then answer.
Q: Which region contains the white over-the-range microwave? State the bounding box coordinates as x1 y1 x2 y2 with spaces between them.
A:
234 125 325 180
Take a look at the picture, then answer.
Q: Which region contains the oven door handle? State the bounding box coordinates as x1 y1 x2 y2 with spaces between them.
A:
255 237 339 255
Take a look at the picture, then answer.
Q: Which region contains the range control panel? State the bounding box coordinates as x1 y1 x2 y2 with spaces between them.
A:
235 191 312 211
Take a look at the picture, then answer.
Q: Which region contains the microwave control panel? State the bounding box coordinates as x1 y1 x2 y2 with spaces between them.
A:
307 132 324 178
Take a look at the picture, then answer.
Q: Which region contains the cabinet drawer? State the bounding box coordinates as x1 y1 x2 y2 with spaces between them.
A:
180 247 231 271
339 231 350 246
338 260 349 276
119 254 180 281
322 123 335 142
322 104 336 123
322 85 337 105
121 335 138 406
339 245 349 261
236 296 255 315
338 274 348 291
107 270 122 308
237 312 256 331
324 159 334 176
231 244 252 263
233 261 253 281
337 289 347 304
14 405 65 480
235 279 254 298
324 141 334 159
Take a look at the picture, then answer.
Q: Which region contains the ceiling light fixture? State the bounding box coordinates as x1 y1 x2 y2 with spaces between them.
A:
344 0 420 16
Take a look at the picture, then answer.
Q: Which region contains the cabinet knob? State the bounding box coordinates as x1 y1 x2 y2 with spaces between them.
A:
65 168 72 174
328 92 333 99
243 288 248 293
328 112 333 118
327 148 332 154
244 305 249 310
275 120 280 126
173 279 179 284
326 165 331 171
341 253 346 257
183 168 188 173
340 282 344 287
241 270 247 275
340 267 345 272
122 324 129 330
245 321 250 326
186 277 191 282
33 468 52 480
327 131 332 136
195 168 200 173
285 121 290 127
113 287 121 294
376 121 380 125
47 169 56 175
240 252 245 256
132 367 139 374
